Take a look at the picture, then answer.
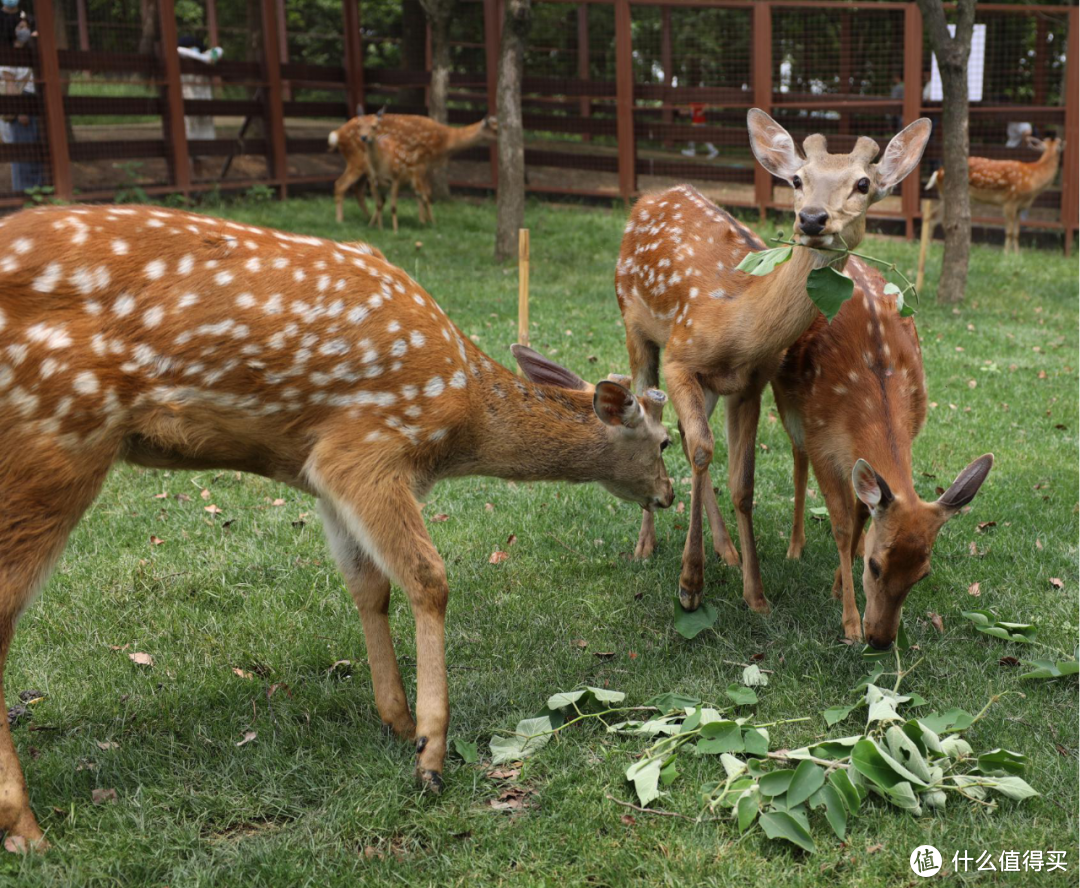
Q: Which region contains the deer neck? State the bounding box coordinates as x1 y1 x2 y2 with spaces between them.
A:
738 244 839 359
1031 146 1062 189
452 363 609 484
443 121 487 156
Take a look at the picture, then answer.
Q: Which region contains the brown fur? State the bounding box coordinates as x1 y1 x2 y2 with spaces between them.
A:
616 110 930 620
0 204 672 847
331 113 498 232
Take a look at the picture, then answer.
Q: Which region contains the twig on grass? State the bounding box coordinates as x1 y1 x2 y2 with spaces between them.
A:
605 794 720 823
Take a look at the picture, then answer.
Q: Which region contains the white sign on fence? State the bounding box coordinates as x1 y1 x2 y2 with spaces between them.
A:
928 24 986 103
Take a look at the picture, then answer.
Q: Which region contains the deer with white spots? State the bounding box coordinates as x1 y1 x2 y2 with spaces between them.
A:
0 204 673 848
615 108 930 620
917 134 1063 287
772 257 993 646
330 111 498 231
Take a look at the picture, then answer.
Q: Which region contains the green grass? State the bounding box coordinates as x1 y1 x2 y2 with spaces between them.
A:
6 194 1077 886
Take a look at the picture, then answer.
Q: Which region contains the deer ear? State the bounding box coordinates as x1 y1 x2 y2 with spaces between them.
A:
510 344 587 391
937 454 994 515
747 108 802 182
594 381 644 429
852 459 894 514
873 118 932 199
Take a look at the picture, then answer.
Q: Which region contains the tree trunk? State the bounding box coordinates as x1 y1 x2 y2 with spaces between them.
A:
137 0 158 56
400 0 428 111
917 0 975 304
495 0 531 262
423 1 454 201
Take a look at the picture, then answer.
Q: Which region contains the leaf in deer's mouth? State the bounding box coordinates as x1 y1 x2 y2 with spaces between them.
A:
806 266 855 322
735 246 792 276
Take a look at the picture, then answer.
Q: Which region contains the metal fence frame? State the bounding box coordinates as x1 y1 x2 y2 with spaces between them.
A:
8 0 1077 252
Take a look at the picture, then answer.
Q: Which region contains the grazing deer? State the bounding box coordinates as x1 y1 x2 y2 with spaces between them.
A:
772 257 993 646
916 135 1064 288
616 109 930 618
327 117 380 224
0 204 673 848
337 112 498 233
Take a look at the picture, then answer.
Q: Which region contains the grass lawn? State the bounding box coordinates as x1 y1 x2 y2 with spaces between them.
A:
5 193 1077 886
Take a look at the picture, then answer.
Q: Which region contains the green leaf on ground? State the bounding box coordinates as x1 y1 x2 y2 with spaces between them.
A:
962 610 1038 644
759 811 816 853
1019 658 1079 680
725 683 758 706
741 664 768 687
490 715 555 764
453 738 478 764
673 598 718 639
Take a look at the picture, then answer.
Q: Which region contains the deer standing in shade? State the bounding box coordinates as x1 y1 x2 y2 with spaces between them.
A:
0 204 672 848
773 256 992 646
615 109 930 619
330 112 498 231
916 135 1064 289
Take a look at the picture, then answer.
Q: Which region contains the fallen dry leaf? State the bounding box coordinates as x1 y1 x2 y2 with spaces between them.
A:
1049 577 1064 590
431 513 449 523
593 651 615 660
484 503 495 512
109 643 130 652
621 814 636 826
128 652 154 667
967 582 981 597
1037 370 1047 380
486 767 521 781
149 535 165 546
96 741 119 750
236 730 257 747
572 638 587 649
232 668 254 680
506 533 517 547
363 845 384 861
976 521 996 533
271 498 286 507
204 504 223 515
91 788 118 805
1036 539 1044 550
867 843 884 855
489 785 535 812
998 656 1020 667
489 551 509 564
675 501 685 514
200 488 211 500
153 492 168 500
267 682 292 698
927 612 944 633
1055 744 1069 757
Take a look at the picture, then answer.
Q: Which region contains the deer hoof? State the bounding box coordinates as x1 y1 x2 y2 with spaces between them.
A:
678 585 703 611
417 769 444 794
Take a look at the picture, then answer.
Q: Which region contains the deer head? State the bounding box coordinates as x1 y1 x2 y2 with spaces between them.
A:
853 454 994 649
747 109 931 252
481 116 498 140
512 345 674 511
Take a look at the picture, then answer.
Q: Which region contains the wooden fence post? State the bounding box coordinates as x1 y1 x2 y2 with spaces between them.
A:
483 0 500 188
33 0 72 202
661 6 672 148
614 0 635 203
752 1 772 221
518 228 530 350
1062 6 1078 257
578 4 590 143
261 0 288 198
158 0 191 197
342 0 364 115
901 2 923 242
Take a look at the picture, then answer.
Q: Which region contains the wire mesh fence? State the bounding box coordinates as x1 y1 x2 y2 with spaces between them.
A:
0 1 1074 250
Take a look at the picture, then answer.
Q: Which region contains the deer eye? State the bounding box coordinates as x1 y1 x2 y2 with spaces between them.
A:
868 558 882 579
660 439 671 453
857 177 870 194
792 175 802 189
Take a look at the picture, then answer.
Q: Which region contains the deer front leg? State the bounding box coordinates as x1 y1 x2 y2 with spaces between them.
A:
787 445 809 559
676 417 738 567
314 469 449 790
634 510 656 559
818 477 864 641
390 179 401 234
725 387 770 614
319 502 415 740
666 366 712 611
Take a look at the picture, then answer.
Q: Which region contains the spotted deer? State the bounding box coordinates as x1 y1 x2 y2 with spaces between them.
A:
616 109 930 619
327 116 379 224
336 112 498 232
917 135 1063 287
772 257 993 646
0 204 673 848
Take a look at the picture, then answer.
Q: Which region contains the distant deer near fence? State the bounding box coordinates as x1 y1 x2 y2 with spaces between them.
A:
0 204 672 848
916 135 1064 288
329 112 498 231
772 256 992 647
615 109 930 622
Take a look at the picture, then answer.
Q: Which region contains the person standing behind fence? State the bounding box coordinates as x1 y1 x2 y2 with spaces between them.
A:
177 35 223 178
0 0 33 46
0 19 41 194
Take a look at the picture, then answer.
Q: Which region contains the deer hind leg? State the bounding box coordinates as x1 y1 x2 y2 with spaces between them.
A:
334 166 364 224
310 464 449 791
413 172 434 226
368 178 384 230
787 444 809 559
0 451 112 847
701 388 740 567
725 385 770 615
353 173 370 219
389 179 401 234
319 502 415 740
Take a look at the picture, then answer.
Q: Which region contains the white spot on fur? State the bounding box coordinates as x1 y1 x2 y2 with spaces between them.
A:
73 371 99 395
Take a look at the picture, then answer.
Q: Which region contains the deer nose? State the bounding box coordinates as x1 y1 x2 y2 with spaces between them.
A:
798 209 829 236
867 636 894 652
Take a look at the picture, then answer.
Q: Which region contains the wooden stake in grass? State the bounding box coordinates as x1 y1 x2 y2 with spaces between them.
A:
517 228 530 355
